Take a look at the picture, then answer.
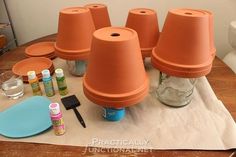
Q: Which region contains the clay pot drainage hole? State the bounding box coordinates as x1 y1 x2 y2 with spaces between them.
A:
72 10 79 12
110 33 120 37
185 12 193 15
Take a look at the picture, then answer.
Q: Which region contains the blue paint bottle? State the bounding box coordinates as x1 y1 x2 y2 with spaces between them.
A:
42 69 55 97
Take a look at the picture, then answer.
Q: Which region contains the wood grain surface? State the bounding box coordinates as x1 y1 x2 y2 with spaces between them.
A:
0 34 235 157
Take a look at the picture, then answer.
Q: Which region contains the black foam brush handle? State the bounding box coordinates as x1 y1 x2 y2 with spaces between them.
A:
73 108 86 128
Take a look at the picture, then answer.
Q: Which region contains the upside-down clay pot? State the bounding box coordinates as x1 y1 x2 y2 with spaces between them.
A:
0 34 7 49
126 8 160 58
83 27 149 108
55 7 95 60
85 4 111 30
201 9 216 57
151 8 215 78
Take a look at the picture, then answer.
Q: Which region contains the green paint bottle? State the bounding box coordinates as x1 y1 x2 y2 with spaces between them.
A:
55 68 68 96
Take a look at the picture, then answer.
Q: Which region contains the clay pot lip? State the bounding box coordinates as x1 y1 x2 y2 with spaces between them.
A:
141 46 155 52
55 45 89 60
152 47 215 69
151 47 215 78
84 3 107 9
84 87 148 108
93 27 137 42
60 7 89 14
169 8 209 18
83 75 149 107
129 8 156 15
84 74 148 99
141 49 153 58
140 32 161 53
152 59 212 78
141 47 155 58
54 43 90 55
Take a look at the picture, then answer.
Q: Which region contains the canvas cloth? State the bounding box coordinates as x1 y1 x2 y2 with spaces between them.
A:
1 58 236 150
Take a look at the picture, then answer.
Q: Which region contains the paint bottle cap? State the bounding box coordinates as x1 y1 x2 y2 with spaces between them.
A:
55 68 64 78
49 103 61 115
27 71 36 80
42 69 51 79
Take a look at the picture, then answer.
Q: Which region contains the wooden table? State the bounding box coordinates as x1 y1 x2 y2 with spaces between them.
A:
0 34 235 157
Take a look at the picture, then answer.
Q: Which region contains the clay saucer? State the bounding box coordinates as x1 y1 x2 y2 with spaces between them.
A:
45 54 57 59
25 53 56 60
22 66 54 83
25 42 55 57
22 61 55 83
12 57 53 80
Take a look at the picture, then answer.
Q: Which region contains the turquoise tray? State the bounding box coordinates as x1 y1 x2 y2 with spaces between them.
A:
0 96 52 138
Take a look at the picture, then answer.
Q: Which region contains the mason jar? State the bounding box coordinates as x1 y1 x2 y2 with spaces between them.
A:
156 72 197 107
66 60 87 76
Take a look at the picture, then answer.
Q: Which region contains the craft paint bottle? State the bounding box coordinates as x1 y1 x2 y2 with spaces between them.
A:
27 71 42 96
55 68 68 96
49 103 65 135
42 69 55 97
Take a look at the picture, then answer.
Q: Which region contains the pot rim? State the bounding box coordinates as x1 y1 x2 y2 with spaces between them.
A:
83 74 149 108
54 44 89 60
151 47 216 78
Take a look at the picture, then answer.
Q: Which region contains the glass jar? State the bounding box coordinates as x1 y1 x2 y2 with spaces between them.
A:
66 60 87 76
103 107 125 121
156 72 197 107
0 71 24 99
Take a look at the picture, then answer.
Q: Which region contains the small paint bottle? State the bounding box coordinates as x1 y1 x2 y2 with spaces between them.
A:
55 68 68 96
42 69 55 97
49 103 65 135
27 71 42 96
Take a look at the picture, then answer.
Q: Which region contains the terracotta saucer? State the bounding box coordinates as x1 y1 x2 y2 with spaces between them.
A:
12 57 53 79
23 63 54 79
25 42 55 57
25 53 57 60
22 65 54 83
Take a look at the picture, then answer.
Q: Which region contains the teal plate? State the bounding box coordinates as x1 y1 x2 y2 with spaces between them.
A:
0 96 52 138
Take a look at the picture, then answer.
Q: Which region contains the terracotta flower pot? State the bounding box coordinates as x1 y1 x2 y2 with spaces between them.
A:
83 27 149 108
200 9 216 57
0 35 7 49
55 7 95 60
151 8 215 78
126 8 160 58
85 4 111 30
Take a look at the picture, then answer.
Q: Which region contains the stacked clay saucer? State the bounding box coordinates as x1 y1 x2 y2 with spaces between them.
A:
12 57 54 82
25 42 56 59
